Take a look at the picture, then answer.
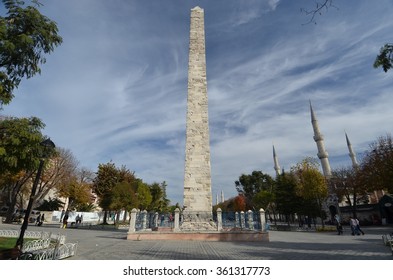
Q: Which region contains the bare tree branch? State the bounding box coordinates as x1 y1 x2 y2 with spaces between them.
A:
300 0 339 25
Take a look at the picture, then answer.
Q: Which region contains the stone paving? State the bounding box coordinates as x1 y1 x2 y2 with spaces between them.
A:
1 223 392 260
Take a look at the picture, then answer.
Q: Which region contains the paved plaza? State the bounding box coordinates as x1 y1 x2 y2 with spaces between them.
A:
1 223 392 260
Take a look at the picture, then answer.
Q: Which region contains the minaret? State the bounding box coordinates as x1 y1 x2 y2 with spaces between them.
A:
345 132 359 169
310 101 332 178
182 7 214 229
273 145 281 176
221 190 224 203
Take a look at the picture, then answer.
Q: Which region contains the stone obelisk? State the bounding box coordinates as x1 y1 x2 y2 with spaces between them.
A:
182 6 215 230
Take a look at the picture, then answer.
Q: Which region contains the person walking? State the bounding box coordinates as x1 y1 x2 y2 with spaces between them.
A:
59 209 65 223
349 217 359 235
334 214 343 235
355 218 364 235
36 213 44 226
62 211 69 228
35 214 41 226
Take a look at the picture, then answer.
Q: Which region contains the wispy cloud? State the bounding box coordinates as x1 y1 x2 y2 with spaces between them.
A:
226 0 281 26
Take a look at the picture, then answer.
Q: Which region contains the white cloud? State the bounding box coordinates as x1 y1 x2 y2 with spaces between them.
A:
227 0 281 26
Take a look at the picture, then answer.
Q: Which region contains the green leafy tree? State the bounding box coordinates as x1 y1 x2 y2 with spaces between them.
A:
93 162 137 224
0 116 46 223
110 181 137 223
136 181 152 210
148 181 170 212
291 157 328 226
274 171 302 225
374 44 393 73
252 190 274 211
0 0 62 105
0 116 45 173
235 171 274 202
93 162 120 224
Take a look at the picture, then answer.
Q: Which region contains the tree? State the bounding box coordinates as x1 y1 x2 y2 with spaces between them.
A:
300 0 337 25
0 116 46 223
93 162 137 224
136 181 152 210
93 162 120 224
235 171 275 202
274 171 303 225
148 181 170 212
0 171 33 215
233 194 246 212
330 166 368 218
291 157 328 225
373 44 393 73
34 148 79 207
0 0 62 105
252 190 274 212
0 116 45 173
358 134 393 194
56 167 94 211
110 181 137 223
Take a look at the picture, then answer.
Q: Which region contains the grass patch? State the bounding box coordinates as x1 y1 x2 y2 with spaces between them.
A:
0 237 37 250
0 237 18 250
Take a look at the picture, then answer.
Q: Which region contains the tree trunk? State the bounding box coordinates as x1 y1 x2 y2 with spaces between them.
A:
3 172 34 223
4 182 23 223
103 210 108 224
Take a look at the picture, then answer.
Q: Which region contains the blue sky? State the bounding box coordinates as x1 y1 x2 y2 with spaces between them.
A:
2 0 393 205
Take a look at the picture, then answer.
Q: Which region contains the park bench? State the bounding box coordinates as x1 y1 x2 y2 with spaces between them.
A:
388 240 393 256
0 229 76 260
382 233 393 255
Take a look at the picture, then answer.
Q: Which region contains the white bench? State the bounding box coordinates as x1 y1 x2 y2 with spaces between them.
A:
382 234 393 255
388 240 393 256
382 234 392 245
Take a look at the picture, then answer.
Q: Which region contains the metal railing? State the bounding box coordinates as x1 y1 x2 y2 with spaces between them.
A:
0 229 76 260
128 209 267 232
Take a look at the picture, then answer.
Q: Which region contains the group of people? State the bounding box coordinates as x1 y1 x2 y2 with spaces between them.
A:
334 214 365 236
349 217 365 235
59 210 83 228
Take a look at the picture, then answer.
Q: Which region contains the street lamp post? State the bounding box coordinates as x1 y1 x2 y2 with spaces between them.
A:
15 138 55 250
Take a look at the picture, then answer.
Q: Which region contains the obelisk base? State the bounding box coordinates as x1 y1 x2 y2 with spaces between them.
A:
180 211 217 231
